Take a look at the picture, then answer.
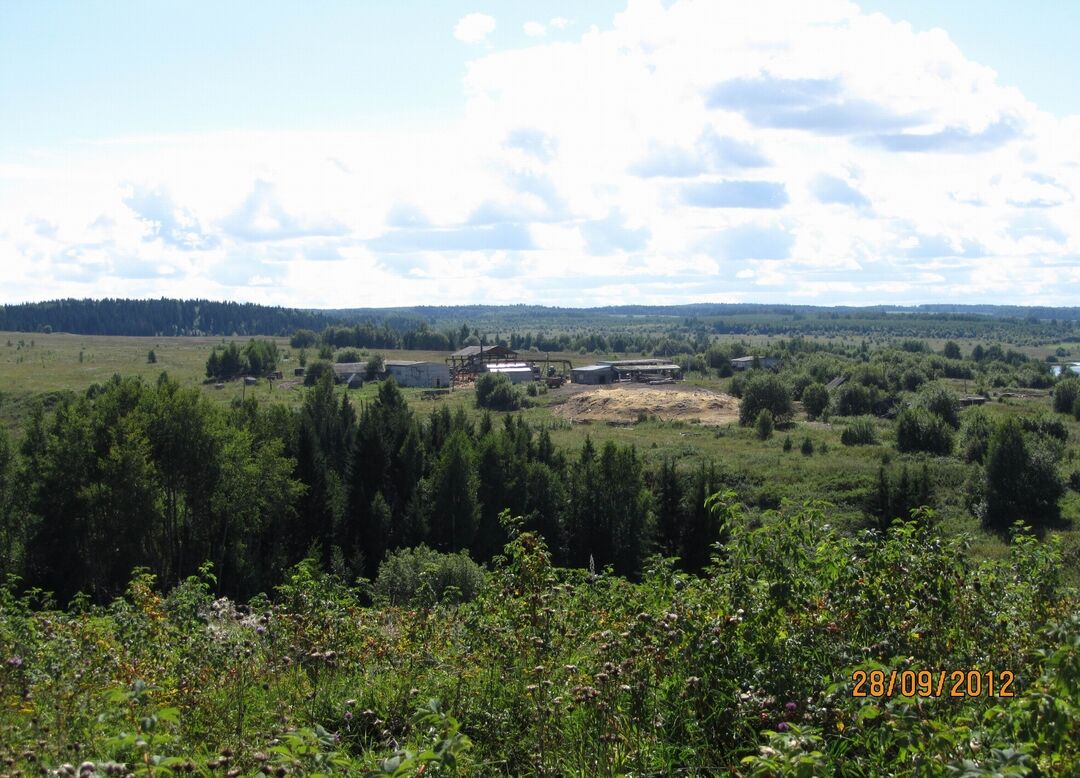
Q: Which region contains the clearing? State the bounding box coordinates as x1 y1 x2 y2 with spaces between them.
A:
551 383 740 426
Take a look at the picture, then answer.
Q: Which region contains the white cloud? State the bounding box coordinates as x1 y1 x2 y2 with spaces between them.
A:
550 17 570 30
454 13 496 44
3 0 1080 307
523 21 546 38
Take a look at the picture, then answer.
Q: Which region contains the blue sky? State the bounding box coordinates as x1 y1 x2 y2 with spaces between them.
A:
2 1 1079 307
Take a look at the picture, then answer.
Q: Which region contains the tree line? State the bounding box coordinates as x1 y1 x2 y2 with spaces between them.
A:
0 373 736 604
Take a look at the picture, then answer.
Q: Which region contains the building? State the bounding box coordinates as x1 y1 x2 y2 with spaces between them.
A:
571 364 616 384
825 375 847 392
385 360 451 388
597 359 682 382
958 395 987 407
448 345 519 381
483 362 537 384
332 362 367 387
731 356 780 371
293 367 306 377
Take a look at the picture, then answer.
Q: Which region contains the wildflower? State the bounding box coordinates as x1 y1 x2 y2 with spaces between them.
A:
6 655 22 668
344 710 353 721
256 625 266 636
785 701 797 712
777 722 789 732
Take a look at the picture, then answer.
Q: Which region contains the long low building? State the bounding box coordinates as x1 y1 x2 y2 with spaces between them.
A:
571 364 616 384
483 362 537 384
596 359 682 381
385 360 451 388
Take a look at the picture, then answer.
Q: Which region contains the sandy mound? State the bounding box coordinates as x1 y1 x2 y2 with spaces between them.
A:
553 385 740 426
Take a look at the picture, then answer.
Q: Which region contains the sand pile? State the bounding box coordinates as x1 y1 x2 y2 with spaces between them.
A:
552 385 740 426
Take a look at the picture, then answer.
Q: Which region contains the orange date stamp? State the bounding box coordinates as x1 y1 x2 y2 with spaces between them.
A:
852 669 1015 698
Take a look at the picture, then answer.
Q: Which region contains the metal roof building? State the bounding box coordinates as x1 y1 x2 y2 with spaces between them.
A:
571 364 616 384
385 360 451 388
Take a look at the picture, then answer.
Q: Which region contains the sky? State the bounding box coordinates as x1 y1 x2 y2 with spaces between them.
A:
2 0 1079 309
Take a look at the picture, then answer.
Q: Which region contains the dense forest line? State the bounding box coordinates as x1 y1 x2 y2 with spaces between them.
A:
0 372 729 604
6 297 1080 345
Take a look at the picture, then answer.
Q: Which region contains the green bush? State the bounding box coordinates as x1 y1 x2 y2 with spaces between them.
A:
801 382 829 420
739 374 792 426
475 373 527 411
913 382 960 429
959 408 993 463
373 545 486 605
303 360 334 386
840 416 877 446
755 409 774 440
1054 377 1080 414
834 383 873 416
895 406 954 455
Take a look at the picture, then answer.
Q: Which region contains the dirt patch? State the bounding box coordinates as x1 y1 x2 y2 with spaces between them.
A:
552 384 740 426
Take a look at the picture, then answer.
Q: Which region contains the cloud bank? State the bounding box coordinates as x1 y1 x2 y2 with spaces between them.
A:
2 0 1080 308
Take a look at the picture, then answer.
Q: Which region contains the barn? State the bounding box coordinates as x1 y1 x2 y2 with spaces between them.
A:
571 364 616 385
385 360 451 388
332 362 367 387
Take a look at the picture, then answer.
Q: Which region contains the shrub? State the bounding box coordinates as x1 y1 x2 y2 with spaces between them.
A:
373 545 486 605
335 348 363 363
303 360 333 386
914 382 960 429
475 373 527 411
960 408 993 463
1054 378 1080 414
840 417 877 446
782 435 793 452
982 418 1064 531
755 409 774 440
895 407 954 455
1019 414 1068 443
365 353 385 380
739 374 792 426
801 382 829 420
834 383 873 416
800 436 814 456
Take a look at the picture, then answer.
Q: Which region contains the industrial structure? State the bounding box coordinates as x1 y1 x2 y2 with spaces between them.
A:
447 344 571 386
731 356 781 370
385 360 451 388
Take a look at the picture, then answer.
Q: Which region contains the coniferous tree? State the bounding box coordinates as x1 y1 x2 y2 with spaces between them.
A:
430 430 479 552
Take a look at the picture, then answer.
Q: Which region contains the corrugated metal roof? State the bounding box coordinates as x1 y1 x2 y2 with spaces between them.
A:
572 364 614 372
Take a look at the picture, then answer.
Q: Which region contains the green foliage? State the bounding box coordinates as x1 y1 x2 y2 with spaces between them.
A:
335 348 363 363
800 436 814 456
914 382 961 429
981 418 1065 532
146 349 156 364
0 507 1075 775
960 408 993 464
740 373 793 426
840 416 878 446
755 409 774 440
1054 378 1080 414
475 373 527 411
364 353 385 380
372 545 485 606
896 407 954 455
303 359 334 386
801 382 829 419
835 383 874 416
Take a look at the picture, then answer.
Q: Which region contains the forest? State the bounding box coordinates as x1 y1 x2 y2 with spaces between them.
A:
0 303 1078 775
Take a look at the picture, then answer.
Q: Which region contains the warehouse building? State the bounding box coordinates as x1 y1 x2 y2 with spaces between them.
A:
483 362 537 384
385 360 451 388
571 364 616 384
